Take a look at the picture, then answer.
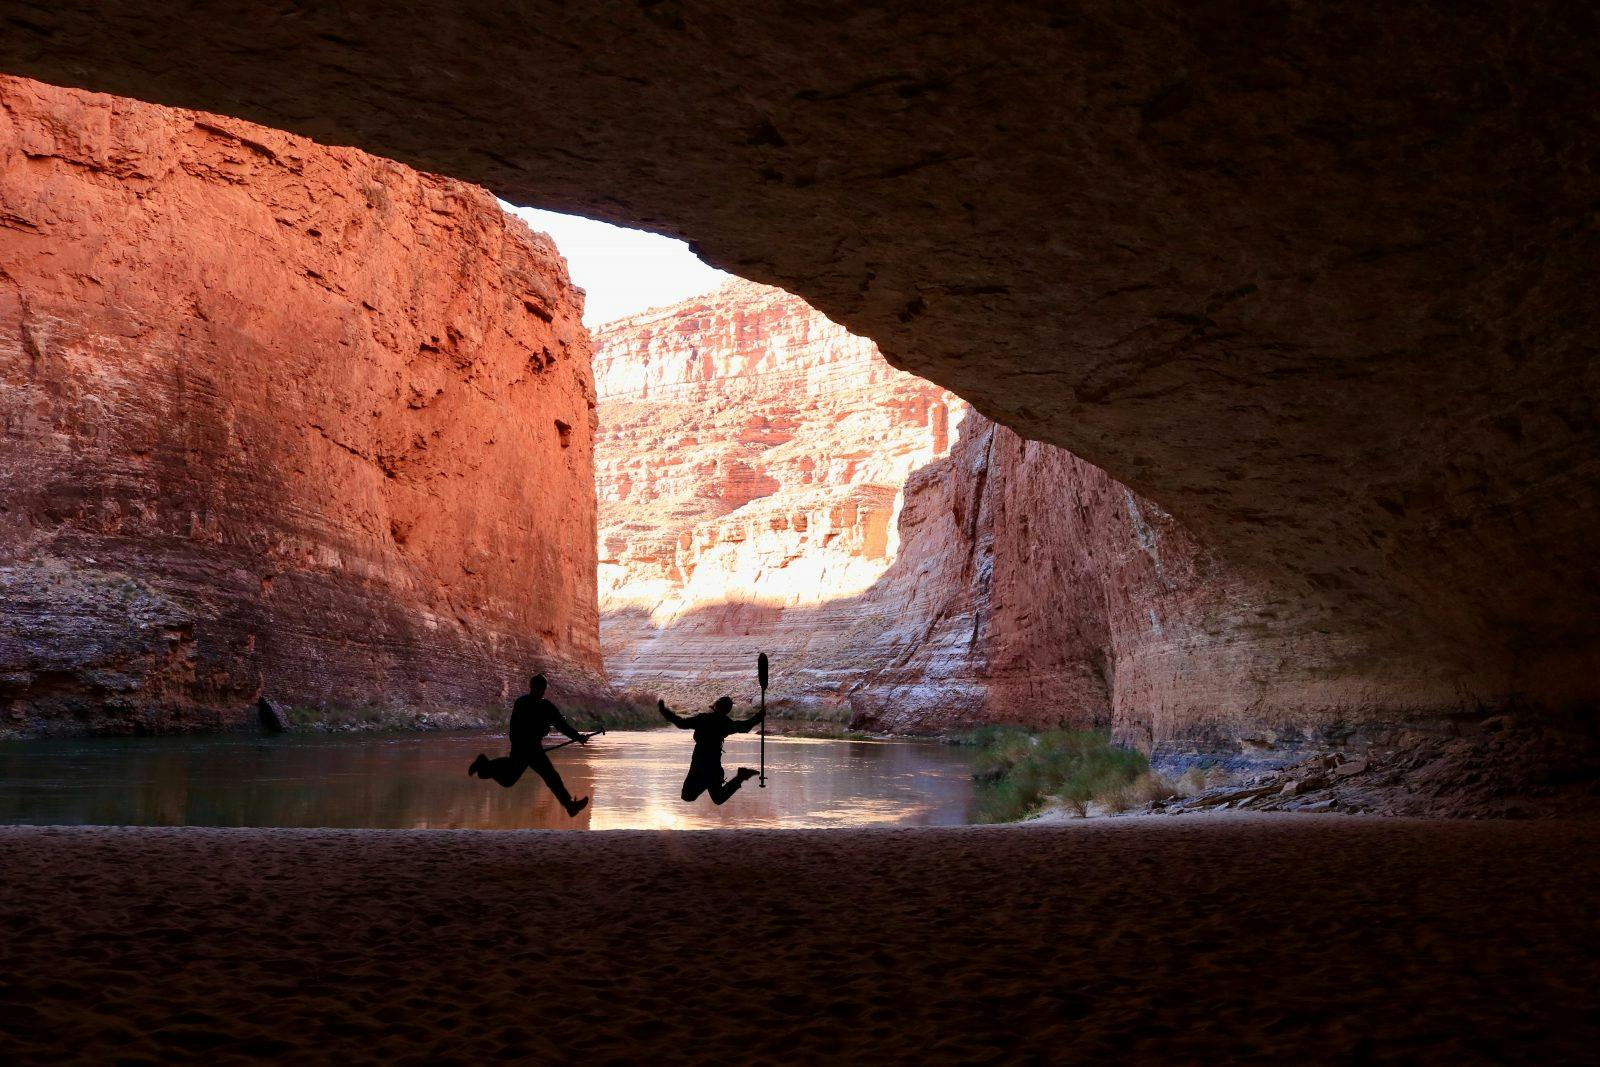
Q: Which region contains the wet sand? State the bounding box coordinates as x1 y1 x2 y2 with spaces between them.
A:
1 815 1595 1064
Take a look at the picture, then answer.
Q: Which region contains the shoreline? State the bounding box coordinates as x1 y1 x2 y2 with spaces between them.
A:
3 808 1592 831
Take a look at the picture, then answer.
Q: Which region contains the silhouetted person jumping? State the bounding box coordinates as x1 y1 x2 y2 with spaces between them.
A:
469 674 591 817
659 696 763 805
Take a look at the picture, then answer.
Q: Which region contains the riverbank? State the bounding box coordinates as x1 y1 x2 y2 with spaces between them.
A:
2 816 1594 1063
959 720 1600 823
279 693 661 735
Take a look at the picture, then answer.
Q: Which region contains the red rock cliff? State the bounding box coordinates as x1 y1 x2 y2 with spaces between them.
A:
0 77 603 733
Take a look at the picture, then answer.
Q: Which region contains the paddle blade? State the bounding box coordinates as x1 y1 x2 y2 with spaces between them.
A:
757 652 769 689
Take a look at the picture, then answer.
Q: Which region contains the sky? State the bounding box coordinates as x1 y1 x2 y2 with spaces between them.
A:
503 203 732 327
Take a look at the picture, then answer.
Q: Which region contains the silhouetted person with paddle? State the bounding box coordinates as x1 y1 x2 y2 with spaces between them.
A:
659 696 763 805
469 674 591 817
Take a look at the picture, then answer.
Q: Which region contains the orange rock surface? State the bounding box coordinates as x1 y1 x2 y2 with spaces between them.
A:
0 77 603 732
593 280 961 708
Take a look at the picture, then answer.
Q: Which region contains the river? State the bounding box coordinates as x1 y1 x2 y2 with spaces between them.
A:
0 729 976 830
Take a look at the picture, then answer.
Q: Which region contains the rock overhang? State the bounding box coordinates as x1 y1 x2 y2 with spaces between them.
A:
1 0 1596 719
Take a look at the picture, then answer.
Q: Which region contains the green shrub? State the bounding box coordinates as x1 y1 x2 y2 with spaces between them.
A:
966 727 1151 823
1094 772 1177 814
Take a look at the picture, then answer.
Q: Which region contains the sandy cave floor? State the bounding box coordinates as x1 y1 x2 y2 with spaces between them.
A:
1 814 1596 1064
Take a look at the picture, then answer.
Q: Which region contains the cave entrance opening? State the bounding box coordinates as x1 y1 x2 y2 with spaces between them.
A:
502 204 968 732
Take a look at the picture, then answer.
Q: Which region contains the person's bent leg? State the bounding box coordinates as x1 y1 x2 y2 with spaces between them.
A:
527 750 576 807
681 771 710 803
709 768 759 805
483 757 526 789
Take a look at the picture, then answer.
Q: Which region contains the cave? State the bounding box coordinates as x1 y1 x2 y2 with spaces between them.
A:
1 4 1597 1062
4 1 1595 749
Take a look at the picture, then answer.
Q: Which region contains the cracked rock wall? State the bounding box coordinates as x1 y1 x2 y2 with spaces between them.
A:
0 77 603 733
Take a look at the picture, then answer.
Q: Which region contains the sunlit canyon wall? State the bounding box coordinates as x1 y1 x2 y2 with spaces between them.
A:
594 278 963 713
592 281 1161 738
597 281 1480 763
0 77 604 734
857 412 1426 763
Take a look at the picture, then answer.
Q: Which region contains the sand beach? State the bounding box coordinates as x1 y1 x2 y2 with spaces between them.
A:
2 814 1595 1063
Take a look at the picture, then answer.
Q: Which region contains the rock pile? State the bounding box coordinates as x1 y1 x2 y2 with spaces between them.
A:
1151 718 1600 819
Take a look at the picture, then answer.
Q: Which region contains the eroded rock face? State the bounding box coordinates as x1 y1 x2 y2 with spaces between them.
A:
5 3 1593 732
594 279 961 707
0 77 602 733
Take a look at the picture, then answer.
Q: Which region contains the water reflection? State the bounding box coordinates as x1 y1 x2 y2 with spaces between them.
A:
0 730 975 830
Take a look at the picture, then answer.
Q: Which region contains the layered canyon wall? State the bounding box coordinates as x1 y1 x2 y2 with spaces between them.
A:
0 77 604 734
590 282 1154 739
594 279 962 711
598 282 1480 764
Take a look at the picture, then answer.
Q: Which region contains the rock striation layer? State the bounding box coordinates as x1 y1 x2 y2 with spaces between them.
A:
0 77 603 734
594 279 961 708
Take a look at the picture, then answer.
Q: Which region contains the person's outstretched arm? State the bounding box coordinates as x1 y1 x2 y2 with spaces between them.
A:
549 704 583 743
658 699 691 728
734 709 766 733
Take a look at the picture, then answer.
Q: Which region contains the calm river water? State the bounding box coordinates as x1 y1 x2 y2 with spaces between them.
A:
0 730 976 830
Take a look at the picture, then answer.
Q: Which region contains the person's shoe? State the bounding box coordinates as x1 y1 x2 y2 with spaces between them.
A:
735 767 759 782
468 754 487 778
565 796 590 818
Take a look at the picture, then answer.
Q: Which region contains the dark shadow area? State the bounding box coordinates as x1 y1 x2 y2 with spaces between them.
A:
3 819 1595 1061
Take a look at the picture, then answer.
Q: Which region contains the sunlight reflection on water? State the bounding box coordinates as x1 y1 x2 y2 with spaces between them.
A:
0 730 976 830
